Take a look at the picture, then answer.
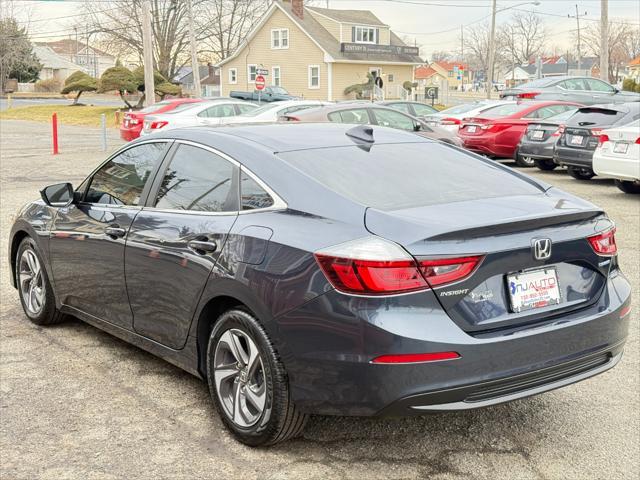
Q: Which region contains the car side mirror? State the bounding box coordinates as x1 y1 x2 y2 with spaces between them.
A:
414 123 422 131
40 182 74 207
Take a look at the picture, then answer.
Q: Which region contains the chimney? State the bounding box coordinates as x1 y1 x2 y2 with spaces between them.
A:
291 0 304 19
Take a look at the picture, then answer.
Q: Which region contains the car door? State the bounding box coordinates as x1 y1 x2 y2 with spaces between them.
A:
197 104 238 126
558 78 591 104
49 141 170 328
125 141 239 349
584 78 617 104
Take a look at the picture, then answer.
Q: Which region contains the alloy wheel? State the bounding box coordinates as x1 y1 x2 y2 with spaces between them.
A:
213 328 267 428
19 248 45 316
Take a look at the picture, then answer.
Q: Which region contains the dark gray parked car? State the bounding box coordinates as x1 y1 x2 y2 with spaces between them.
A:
517 108 579 170
9 123 631 446
555 102 640 179
501 76 640 105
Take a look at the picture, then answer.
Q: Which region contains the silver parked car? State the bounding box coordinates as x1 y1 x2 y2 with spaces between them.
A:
500 76 640 105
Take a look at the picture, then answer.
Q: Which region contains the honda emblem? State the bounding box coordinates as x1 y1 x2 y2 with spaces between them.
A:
532 238 552 260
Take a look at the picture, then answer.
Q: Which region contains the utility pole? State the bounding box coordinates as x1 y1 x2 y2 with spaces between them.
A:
568 5 587 73
85 24 90 76
486 0 497 99
142 0 155 107
600 0 609 81
188 0 201 97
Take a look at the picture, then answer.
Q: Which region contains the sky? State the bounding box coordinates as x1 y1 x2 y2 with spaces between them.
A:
8 0 640 60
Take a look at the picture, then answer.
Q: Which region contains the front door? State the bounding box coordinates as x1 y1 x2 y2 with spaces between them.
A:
126 142 239 349
49 141 170 328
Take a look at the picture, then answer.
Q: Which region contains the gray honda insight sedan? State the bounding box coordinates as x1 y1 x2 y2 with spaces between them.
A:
8 123 631 446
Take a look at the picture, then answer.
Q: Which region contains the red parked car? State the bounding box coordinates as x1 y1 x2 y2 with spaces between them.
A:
119 98 202 141
458 101 583 166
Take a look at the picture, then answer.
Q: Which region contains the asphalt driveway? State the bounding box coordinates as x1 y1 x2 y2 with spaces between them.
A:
1 120 638 479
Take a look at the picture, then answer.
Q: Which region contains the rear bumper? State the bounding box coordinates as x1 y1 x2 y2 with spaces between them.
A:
120 126 141 141
275 270 631 416
555 146 595 168
593 152 640 181
518 140 555 160
461 134 514 158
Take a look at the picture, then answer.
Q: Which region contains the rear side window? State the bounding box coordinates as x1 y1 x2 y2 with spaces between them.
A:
165 103 200 114
372 108 416 131
198 104 237 118
241 171 274 210
279 143 541 210
85 142 166 205
412 103 437 116
155 144 237 212
328 109 370 124
479 103 529 117
560 79 586 91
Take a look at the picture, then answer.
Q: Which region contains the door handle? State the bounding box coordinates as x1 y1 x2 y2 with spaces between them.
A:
188 240 218 254
105 226 126 238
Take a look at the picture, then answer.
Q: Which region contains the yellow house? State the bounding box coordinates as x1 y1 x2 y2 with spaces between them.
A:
218 0 423 101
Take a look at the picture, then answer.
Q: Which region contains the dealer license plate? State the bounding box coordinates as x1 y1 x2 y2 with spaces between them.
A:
507 268 561 313
613 142 629 154
570 135 584 145
532 130 544 139
467 125 477 133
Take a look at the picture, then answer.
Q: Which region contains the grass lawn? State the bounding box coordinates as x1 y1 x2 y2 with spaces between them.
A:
0 105 122 128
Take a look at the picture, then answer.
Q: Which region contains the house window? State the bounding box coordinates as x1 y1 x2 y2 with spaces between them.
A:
229 68 237 84
248 64 257 83
354 26 377 44
308 65 320 89
388 74 394 82
272 66 281 87
271 29 289 49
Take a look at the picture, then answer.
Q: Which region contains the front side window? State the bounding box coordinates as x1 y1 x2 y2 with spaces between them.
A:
308 65 320 89
85 143 166 205
248 65 257 83
560 78 586 91
241 171 274 210
328 109 370 124
372 108 416 131
585 78 615 92
355 26 377 44
155 144 236 212
229 68 237 84
272 66 281 87
271 28 289 49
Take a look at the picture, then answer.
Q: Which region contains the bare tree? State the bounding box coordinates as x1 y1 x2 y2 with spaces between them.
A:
197 0 269 63
500 11 546 65
461 22 505 77
82 0 199 80
580 21 636 82
430 50 452 62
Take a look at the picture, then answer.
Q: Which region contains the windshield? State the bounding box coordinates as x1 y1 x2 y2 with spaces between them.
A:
479 103 530 118
139 101 172 114
269 86 288 94
544 108 579 123
279 143 540 210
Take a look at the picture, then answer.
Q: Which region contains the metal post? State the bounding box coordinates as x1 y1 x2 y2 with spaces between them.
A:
100 114 107 151
188 0 201 98
7 94 11 109
142 1 156 107
52 113 59 155
486 0 497 99
600 0 609 81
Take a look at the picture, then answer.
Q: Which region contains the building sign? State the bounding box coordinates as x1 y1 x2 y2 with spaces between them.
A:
340 43 420 57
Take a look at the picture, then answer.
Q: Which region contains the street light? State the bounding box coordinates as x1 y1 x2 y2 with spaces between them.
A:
486 0 541 99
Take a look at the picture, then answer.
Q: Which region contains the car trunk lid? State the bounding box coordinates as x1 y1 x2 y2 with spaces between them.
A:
365 193 611 334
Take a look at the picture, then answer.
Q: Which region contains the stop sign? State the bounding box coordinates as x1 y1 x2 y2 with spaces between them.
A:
255 75 266 91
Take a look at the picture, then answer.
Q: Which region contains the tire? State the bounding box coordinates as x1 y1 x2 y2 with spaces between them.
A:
15 237 66 326
534 159 557 171
206 309 308 446
615 179 640 194
567 166 595 180
515 151 535 168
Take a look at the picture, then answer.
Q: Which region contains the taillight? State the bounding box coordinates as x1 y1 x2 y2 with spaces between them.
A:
440 117 461 125
371 351 461 364
518 92 540 99
591 128 609 145
481 123 509 132
558 125 565 134
635 137 640 144
314 237 483 295
418 256 483 287
150 121 168 130
587 228 617 256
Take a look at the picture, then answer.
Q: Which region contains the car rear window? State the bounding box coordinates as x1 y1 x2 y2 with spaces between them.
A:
139 101 172 114
478 103 530 117
568 108 627 127
279 143 541 210
517 77 557 88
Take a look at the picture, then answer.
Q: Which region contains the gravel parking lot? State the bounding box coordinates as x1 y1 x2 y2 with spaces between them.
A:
1 119 638 480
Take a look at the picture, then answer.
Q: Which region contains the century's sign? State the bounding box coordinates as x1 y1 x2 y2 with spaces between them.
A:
340 43 420 56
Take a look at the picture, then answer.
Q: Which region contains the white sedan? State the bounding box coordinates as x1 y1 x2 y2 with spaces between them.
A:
593 119 640 194
218 100 332 126
422 100 516 133
141 99 258 135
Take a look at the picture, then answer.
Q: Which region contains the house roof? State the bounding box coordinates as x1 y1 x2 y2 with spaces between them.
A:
433 61 469 71
35 39 113 58
414 66 441 79
218 0 422 66
33 45 85 71
629 56 640 67
307 6 387 26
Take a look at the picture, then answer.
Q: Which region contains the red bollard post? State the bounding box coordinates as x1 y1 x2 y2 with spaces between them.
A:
52 113 59 155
